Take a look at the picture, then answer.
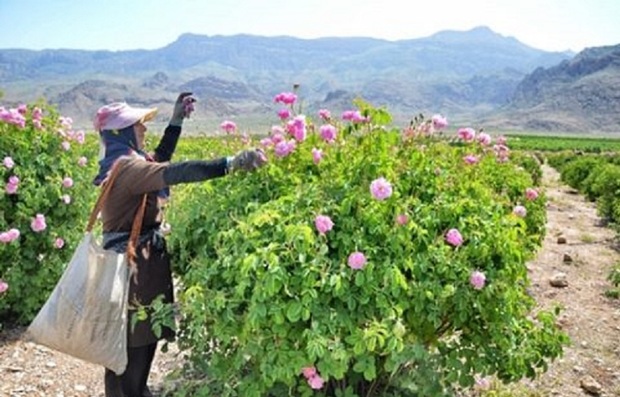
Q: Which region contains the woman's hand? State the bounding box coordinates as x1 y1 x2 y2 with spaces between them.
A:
170 92 197 126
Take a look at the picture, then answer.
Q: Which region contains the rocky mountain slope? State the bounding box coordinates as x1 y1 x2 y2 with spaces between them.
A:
482 44 620 133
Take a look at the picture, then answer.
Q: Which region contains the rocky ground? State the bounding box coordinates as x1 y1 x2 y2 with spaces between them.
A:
1 164 620 397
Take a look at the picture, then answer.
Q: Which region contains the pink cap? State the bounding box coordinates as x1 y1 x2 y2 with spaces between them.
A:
94 102 158 131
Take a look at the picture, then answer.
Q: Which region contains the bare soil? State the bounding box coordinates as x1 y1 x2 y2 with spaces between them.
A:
1 164 620 397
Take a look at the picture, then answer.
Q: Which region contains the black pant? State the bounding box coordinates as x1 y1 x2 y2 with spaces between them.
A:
105 343 157 397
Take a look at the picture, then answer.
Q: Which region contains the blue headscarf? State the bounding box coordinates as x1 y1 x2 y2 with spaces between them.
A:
93 126 170 199
93 125 142 186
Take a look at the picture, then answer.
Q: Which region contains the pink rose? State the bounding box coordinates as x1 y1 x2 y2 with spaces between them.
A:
457 127 476 142
3 156 14 169
396 214 408 226
312 148 323 165
319 124 337 143
220 120 237 134
513 205 527 217
431 114 448 130
470 270 486 290
525 188 539 200
348 252 367 270
301 366 317 379
315 215 334 235
31 214 47 232
307 375 324 390
62 177 74 188
277 108 291 120
318 109 331 120
370 177 392 200
445 228 463 247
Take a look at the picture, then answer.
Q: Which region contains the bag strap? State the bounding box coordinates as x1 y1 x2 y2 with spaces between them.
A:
86 161 148 261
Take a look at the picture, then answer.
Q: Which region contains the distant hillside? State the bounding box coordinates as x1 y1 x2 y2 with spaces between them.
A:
0 26 581 131
482 44 620 132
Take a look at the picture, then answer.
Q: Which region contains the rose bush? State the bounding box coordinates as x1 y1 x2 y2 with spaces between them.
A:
0 101 98 325
166 99 567 396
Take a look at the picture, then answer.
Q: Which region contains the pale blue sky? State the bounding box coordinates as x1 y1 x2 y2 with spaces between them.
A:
1 0 619 52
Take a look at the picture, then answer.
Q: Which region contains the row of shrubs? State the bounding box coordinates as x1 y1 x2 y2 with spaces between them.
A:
548 151 620 226
547 151 620 298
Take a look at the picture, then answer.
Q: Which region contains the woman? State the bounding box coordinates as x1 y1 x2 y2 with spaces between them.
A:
94 93 266 397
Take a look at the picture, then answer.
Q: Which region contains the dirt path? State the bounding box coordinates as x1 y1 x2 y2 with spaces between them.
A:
1 164 620 397
509 164 620 396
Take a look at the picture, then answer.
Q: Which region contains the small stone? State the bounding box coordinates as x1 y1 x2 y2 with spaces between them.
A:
74 384 87 392
557 236 567 244
562 253 573 263
45 361 57 368
580 375 602 395
550 273 569 288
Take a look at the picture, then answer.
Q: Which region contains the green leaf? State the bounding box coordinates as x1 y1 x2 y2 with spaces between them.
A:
286 301 302 322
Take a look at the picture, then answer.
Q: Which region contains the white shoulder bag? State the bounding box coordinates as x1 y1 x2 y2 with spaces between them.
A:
26 163 147 375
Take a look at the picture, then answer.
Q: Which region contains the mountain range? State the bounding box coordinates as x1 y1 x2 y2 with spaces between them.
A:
1 26 618 134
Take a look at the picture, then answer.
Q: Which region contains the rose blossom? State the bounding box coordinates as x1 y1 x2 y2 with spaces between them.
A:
54 238 65 249
525 188 539 200
311 148 323 164
314 215 334 235
431 114 448 130
308 375 324 390
0 280 8 294
277 108 291 120
301 367 317 379
220 120 237 134
463 155 479 165
457 127 476 142
370 177 392 200
3 156 14 169
348 252 367 270
477 132 492 146
319 124 337 143
445 228 463 247
513 205 527 217
470 270 486 290
62 177 74 188
31 214 47 232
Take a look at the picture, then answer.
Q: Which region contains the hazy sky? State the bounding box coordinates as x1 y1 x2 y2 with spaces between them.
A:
1 0 619 53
